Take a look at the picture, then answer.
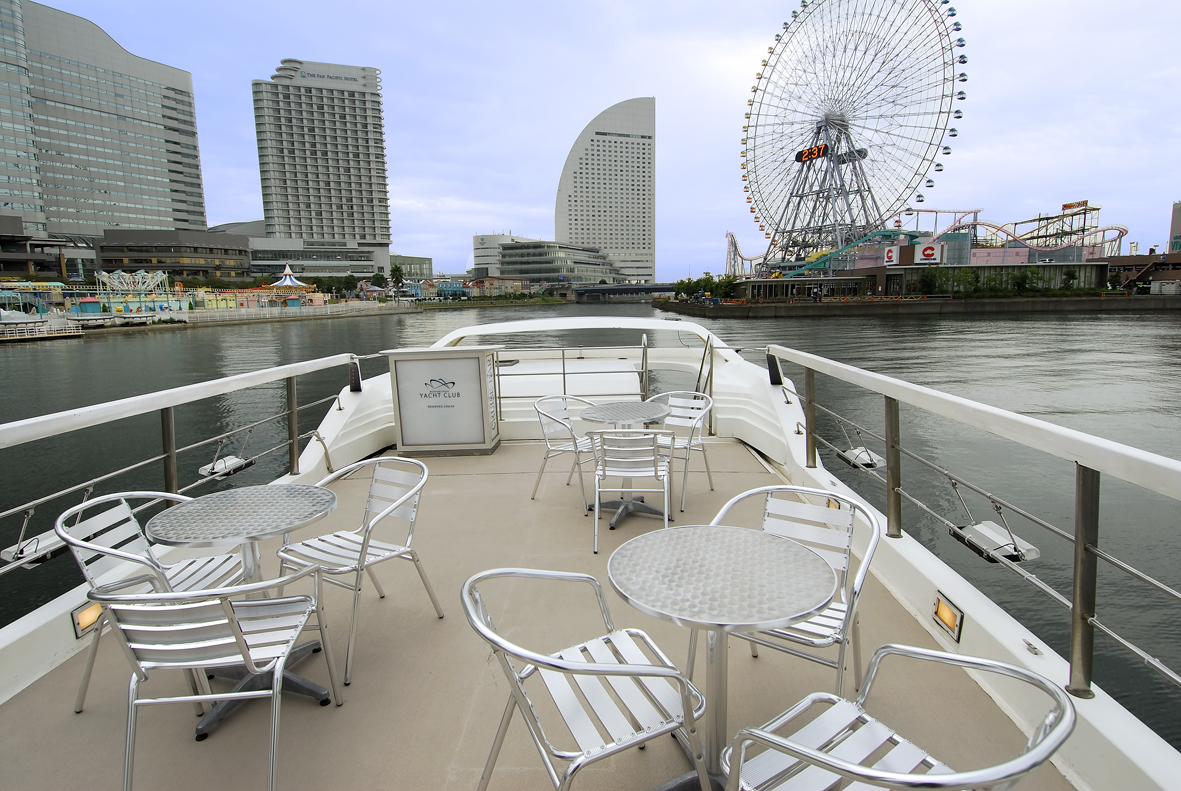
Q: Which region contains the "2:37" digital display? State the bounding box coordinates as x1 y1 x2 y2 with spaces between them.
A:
794 143 829 163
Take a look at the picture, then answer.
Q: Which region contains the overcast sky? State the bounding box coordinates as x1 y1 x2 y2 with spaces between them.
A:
49 0 1181 279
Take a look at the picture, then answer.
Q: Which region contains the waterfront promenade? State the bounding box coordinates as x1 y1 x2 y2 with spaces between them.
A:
658 294 1181 319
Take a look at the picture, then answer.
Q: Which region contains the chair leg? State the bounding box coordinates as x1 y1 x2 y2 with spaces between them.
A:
406 550 445 618
851 617 864 692
344 570 364 686
74 615 104 713
686 629 698 678
477 696 517 791
530 451 551 500
700 443 714 491
593 480 601 554
834 631 850 699
749 641 759 658
267 656 288 791
662 477 669 529
365 566 386 599
124 674 140 791
566 454 577 484
573 452 590 514
679 447 691 512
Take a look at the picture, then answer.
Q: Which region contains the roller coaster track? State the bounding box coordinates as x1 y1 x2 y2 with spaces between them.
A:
931 219 1128 252
725 232 762 277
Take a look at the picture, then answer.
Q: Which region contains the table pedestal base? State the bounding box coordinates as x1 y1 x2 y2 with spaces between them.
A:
195 639 330 740
601 494 672 529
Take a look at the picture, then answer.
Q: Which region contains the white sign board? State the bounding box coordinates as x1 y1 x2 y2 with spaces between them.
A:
394 357 486 446
885 246 900 265
914 243 945 264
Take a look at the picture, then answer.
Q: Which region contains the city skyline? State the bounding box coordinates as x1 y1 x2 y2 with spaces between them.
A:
40 0 1181 280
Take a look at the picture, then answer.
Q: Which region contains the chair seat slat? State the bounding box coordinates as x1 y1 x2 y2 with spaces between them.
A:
739 700 861 788
607 631 683 719
580 638 667 730
558 646 638 744
537 666 609 753
774 718 894 791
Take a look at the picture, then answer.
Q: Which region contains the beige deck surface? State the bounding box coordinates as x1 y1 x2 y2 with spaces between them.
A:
0 440 1073 790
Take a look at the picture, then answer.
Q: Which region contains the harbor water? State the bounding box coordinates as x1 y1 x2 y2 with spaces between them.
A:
2 303 1179 748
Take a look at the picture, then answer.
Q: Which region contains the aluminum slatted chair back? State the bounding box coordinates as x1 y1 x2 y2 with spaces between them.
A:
644 391 714 511
532 395 596 511
277 456 442 685
462 568 712 791
587 429 673 551
56 495 170 590
722 644 1075 791
55 491 245 714
92 565 342 791
691 485 882 696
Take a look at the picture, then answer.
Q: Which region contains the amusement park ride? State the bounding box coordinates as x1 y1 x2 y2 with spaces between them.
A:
725 0 1127 279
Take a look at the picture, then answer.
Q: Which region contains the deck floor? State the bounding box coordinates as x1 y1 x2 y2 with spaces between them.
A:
0 440 1073 790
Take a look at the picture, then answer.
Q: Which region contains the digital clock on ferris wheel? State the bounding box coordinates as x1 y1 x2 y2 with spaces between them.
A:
794 144 829 163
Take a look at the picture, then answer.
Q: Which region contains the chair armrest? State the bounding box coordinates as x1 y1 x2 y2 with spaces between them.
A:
90 563 323 603
90 573 167 597
463 567 616 634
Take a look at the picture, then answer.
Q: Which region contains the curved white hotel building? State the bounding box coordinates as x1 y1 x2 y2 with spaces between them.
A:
554 97 654 283
0 1 206 239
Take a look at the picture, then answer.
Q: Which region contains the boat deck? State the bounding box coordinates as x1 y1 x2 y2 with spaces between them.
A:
0 439 1074 790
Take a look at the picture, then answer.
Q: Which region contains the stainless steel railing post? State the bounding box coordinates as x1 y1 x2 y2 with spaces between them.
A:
1068 463 1100 698
160 406 178 497
804 368 817 468
286 376 299 476
885 396 902 538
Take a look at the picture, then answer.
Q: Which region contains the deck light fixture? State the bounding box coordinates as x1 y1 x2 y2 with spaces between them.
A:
933 591 963 642
71 601 103 639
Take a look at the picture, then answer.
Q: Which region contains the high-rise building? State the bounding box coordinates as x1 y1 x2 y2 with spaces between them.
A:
0 1 207 239
252 59 391 272
1169 201 1181 254
555 97 655 283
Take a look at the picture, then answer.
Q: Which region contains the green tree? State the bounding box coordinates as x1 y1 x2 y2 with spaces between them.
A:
390 265 404 287
918 266 945 294
951 267 978 295
371 271 387 288
598 278 608 284
1061 268 1078 289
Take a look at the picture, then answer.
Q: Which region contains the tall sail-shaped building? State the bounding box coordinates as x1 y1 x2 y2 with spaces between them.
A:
554 97 655 283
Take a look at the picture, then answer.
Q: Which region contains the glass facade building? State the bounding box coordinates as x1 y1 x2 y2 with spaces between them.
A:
0 1 207 239
252 59 391 271
496 240 624 285
555 97 655 283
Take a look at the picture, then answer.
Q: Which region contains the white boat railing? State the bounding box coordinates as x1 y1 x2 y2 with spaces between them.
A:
0 353 360 588
766 343 1181 699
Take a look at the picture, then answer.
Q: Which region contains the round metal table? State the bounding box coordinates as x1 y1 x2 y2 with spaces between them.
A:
146 484 338 738
147 483 337 582
607 525 837 775
581 400 670 428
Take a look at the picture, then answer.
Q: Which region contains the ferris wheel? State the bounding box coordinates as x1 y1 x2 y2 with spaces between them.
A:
742 0 966 270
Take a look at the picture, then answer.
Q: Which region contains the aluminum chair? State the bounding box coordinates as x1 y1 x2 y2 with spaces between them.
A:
91 565 343 791
587 428 673 553
531 395 597 513
722 644 1075 791
276 456 442 685
686 485 881 697
644 391 714 511
55 491 245 713
462 568 712 791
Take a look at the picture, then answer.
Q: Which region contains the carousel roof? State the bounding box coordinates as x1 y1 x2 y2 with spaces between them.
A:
271 264 308 288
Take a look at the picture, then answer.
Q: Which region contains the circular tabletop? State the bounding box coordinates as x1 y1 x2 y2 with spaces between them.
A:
607 526 837 632
581 401 671 425
147 484 337 548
